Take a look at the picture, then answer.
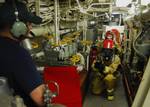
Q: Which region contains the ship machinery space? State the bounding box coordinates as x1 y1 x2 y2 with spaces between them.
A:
0 0 150 107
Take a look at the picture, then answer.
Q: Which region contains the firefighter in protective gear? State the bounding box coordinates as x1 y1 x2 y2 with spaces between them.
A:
91 31 121 101
102 48 121 100
91 56 105 95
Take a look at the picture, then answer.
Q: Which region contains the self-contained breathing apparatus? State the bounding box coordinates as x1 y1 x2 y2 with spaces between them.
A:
91 30 121 100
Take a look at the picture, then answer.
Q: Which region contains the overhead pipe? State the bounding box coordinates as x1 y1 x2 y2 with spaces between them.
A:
140 9 150 22
86 2 112 11
75 0 112 12
133 8 150 22
125 8 150 25
75 0 111 18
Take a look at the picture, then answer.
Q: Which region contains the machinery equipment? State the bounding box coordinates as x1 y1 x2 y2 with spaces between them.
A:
0 77 26 107
44 80 66 107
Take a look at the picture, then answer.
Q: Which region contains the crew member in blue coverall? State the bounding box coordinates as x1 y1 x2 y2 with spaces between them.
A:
0 0 45 107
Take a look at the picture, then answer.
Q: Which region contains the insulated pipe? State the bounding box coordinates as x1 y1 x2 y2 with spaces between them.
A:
35 0 40 16
75 0 82 9
75 0 112 12
86 55 90 71
86 0 94 4
142 88 150 107
54 0 60 44
83 17 87 41
134 9 150 22
138 0 141 4
132 58 150 107
141 9 150 22
31 26 51 36
119 14 122 26
86 2 112 12
69 0 71 8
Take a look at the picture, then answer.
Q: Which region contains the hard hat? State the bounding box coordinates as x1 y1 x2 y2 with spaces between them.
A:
105 31 113 39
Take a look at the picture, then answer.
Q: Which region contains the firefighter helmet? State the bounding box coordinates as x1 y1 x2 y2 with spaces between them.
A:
105 31 113 39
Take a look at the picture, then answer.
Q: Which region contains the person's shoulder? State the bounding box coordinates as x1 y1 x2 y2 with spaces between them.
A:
114 55 121 62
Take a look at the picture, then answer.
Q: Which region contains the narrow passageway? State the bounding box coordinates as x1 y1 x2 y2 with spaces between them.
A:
83 75 128 107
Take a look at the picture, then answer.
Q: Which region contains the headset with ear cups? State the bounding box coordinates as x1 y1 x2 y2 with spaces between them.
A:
10 0 28 38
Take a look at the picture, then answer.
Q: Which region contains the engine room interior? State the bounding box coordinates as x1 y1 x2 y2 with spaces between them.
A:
0 0 150 107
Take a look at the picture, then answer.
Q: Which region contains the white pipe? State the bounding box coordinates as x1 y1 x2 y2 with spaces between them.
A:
142 88 150 107
95 13 108 17
75 0 112 12
109 2 112 14
75 0 82 9
83 18 87 41
75 0 111 18
138 0 141 4
76 53 85 65
35 0 40 16
31 26 51 36
87 0 94 4
119 14 122 26
133 8 150 22
87 3 112 11
141 9 150 22
54 0 60 44
132 58 150 107
69 0 71 8
86 55 90 71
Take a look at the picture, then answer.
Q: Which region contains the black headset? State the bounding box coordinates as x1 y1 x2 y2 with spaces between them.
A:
10 0 28 38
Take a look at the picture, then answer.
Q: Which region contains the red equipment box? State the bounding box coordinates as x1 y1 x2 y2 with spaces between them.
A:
44 66 82 107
